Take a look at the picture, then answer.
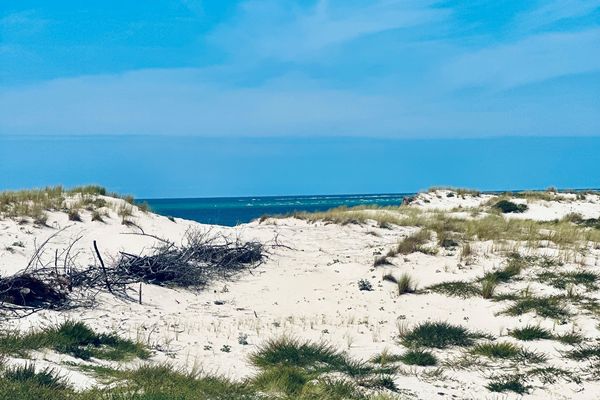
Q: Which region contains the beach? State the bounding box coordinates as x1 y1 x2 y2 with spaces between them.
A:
1 188 600 399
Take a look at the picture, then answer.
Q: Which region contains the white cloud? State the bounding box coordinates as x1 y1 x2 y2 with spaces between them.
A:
442 28 600 90
208 0 447 62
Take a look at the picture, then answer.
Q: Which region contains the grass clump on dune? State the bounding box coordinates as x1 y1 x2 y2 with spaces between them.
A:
0 185 133 223
396 273 416 295
394 229 432 255
510 325 553 341
493 199 528 214
401 321 482 349
250 337 372 377
398 349 437 366
471 342 546 363
486 374 529 394
502 296 570 319
249 337 399 398
538 271 600 290
426 281 481 298
0 321 149 361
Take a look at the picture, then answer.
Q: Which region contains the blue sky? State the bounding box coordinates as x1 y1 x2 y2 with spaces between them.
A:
0 1 599 196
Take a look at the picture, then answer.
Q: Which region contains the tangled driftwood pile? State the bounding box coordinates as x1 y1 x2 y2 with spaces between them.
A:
0 229 266 318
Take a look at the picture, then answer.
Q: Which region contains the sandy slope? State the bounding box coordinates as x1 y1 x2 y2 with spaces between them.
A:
1 192 600 399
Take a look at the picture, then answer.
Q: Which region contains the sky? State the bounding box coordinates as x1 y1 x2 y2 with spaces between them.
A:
1 1 599 196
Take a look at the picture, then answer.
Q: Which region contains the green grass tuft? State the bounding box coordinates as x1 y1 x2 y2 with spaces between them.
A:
502 296 570 319
426 281 481 298
401 321 481 349
510 325 553 341
0 321 149 361
486 374 528 394
399 349 437 366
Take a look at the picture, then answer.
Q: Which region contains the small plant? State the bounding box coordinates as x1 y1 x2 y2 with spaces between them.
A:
399 349 437 366
358 279 373 291
565 345 600 360
471 342 545 362
0 320 149 361
510 325 553 341
556 331 584 345
493 199 528 214
238 333 249 346
401 321 479 349
382 273 397 283
472 342 520 359
480 278 497 299
397 273 416 295
220 344 232 353
137 201 151 213
91 210 104 222
67 208 82 221
502 296 569 319
396 229 431 255
2 363 67 390
427 281 481 298
374 256 392 267
486 374 529 394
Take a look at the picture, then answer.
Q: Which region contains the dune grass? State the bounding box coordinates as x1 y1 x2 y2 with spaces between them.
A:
510 325 553 341
398 349 437 366
396 273 416 295
426 281 481 298
486 374 528 394
537 271 600 290
0 185 135 223
0 321 149 361
471 342 546 363
400 321 483 349
502 296 570 319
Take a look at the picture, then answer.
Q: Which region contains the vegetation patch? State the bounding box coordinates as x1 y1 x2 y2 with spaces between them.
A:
0 321 149 361
471 342 545 362
537 271 599 290
486 374 529 394
401 321 483 349
502 296 570 319
510 325 553 341
493 200 528 214
396 273 416 295
426 281 481 298
398 349 437 366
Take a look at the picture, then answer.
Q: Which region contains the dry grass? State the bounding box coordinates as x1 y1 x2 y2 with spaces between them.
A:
0 185 134 223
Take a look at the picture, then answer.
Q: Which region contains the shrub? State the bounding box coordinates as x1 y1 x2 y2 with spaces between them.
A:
493 200 528 214
358 279 373 291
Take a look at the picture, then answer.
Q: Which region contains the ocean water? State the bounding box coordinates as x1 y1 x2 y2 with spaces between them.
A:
140 193 412 226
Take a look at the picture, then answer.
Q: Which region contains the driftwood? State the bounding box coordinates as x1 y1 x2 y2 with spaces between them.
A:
0 229 266 318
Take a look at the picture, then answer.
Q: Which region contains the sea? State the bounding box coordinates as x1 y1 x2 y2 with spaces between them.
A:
140 193 412 227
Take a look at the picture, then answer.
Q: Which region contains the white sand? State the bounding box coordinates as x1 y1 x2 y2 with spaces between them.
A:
1 191 600 399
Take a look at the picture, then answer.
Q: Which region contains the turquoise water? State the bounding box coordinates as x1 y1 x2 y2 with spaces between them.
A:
140 193 412 226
